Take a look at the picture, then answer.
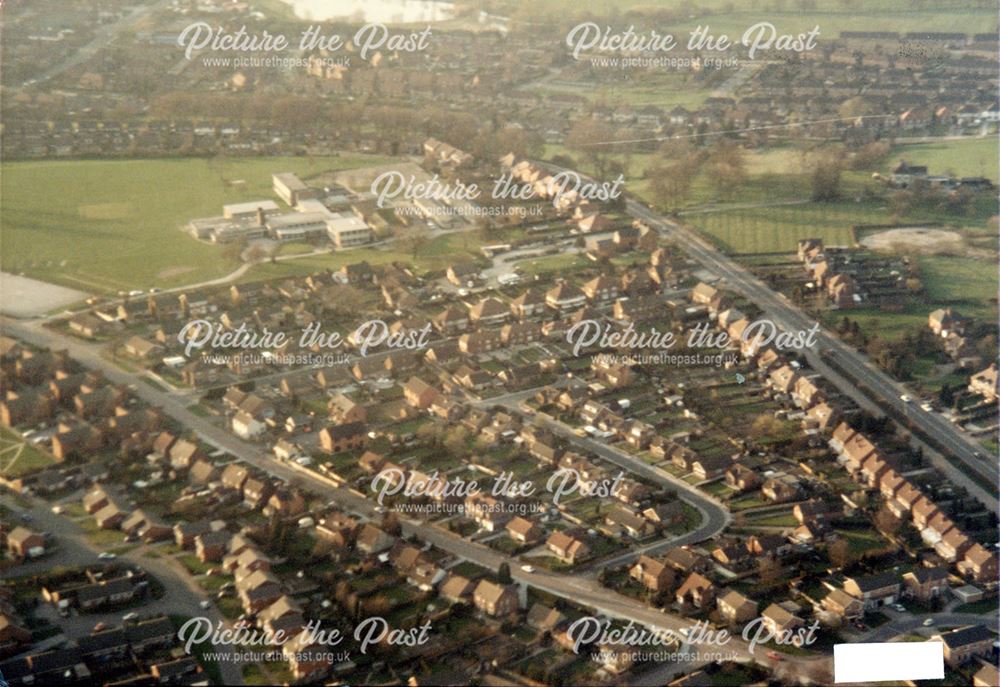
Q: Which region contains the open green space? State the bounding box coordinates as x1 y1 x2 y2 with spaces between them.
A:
0 155 389 293
0 427 55 478
884 138 998 183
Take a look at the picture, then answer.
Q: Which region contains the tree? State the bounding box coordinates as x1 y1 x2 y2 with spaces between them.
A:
811 153 844 201
757 556 782 585
938 383 954 407
498 562 512 584
827 537 853 568
873 505 901 538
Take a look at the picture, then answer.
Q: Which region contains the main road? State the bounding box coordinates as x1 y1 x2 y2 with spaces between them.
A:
622 199 998 510
0 317 832 684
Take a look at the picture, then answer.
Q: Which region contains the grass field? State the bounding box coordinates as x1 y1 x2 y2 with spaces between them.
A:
0 155 389 293
692 202 875 253
511 0 996 34
885 138 998 182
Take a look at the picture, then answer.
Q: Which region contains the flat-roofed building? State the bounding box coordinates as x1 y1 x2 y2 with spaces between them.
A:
266 212 330 241
326 213 373 248
223 200 279 220
272 172 316 206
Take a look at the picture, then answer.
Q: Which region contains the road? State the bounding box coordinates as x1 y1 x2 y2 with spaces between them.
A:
0 317 834 684
1 493 244 686
622 198 998 511
20 0 175 87
537 157 994 508
479 386 732 570
858 611 998 643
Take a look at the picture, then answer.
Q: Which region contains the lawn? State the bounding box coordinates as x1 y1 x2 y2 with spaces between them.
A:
0 427 55 478
918 255 999 319
836 528 891 556
0 155 389 293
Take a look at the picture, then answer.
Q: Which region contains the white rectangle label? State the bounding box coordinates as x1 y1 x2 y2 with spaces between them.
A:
834 642 944 683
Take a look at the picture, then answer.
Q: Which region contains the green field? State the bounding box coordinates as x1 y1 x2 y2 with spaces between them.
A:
0 155 388 293
511 0 996 34
691 202 876 253
885 138 998 182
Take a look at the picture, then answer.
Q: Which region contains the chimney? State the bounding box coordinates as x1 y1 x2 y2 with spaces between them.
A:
256 206 265 226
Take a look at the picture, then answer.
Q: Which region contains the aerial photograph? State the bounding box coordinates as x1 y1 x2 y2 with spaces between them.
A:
0 0 997 685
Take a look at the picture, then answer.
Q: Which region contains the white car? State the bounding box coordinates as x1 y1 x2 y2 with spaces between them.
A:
920 402 933 412
922 618 934 626
98 552 117 560
900 394 912 403
122 612 139 622
51 505 63 515
520 565 535 573
199 600 212 609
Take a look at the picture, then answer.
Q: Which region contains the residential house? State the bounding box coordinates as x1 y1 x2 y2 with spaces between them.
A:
546 531 591 564
473 581 519 617
822 588 864 622
676 572 716 609
932 625 995 667
844 572 901 610
629 556 674 593
717 590 758 624
902 567 950 602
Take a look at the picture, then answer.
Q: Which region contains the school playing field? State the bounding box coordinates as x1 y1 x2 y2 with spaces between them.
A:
0 155 388 293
